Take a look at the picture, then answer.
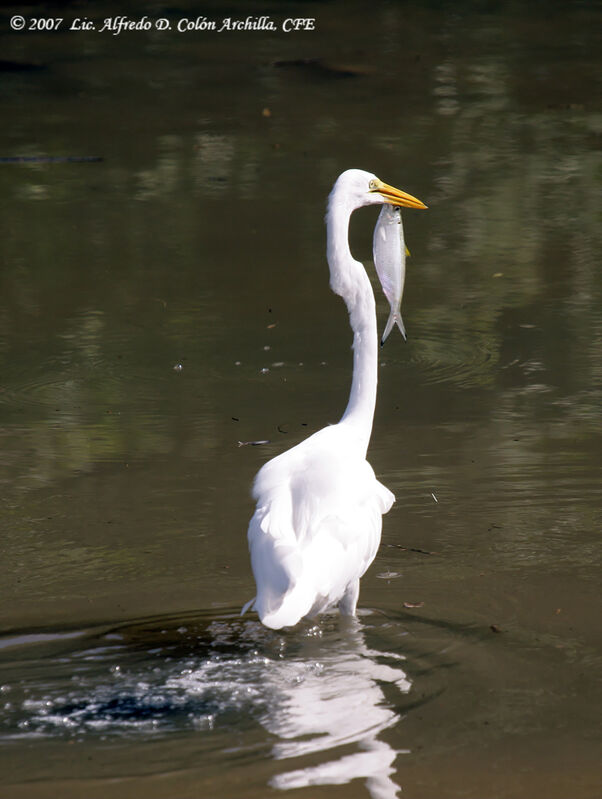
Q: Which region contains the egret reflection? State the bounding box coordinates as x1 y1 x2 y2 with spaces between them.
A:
264 619 409 798
235 616 409 798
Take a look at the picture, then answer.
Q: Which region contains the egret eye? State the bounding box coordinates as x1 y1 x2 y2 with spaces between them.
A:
369 179 378 191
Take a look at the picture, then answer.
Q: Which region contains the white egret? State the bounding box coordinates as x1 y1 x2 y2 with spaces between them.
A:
242 169 427 629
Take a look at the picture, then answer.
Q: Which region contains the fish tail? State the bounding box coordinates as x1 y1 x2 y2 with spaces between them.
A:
381 311 407 345
396 313 407 341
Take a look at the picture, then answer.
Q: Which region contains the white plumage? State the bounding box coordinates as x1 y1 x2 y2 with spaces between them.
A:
243 169 427 629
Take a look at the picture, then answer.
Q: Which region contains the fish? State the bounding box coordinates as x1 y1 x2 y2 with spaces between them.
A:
372 203 409 344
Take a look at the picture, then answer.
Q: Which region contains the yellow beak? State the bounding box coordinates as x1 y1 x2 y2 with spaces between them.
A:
372 178 427 209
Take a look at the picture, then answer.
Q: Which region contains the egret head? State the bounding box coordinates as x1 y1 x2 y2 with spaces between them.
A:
331 168 427 212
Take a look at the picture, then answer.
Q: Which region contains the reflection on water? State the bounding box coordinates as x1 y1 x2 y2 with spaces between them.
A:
0 612 420 798
262 619 409 798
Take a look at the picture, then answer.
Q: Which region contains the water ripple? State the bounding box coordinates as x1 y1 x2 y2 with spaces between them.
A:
0 609 452 798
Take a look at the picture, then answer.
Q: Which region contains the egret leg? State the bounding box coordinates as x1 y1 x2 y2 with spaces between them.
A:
339 580 360 616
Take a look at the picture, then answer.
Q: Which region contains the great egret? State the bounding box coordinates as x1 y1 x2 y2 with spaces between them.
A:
243 169 427 629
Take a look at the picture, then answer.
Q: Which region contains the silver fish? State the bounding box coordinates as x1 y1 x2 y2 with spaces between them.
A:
373 203 408 344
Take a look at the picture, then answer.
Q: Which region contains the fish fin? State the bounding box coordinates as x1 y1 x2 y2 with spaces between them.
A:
381 312 395 345
381 310 407 345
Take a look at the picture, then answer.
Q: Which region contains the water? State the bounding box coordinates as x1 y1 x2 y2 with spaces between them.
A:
1 0 600 796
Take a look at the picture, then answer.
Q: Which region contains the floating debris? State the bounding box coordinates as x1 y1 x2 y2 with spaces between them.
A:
431 492 438 503
403 601 424 609
173 364 183 372
237 440 270 447
387 545 437 556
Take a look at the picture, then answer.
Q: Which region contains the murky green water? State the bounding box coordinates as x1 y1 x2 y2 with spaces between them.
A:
1 1 600 797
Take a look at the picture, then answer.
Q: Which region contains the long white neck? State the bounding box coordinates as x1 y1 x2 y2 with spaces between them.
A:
326 198 379 456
